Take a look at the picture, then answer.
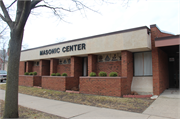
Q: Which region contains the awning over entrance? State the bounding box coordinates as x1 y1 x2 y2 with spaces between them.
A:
155 35 180 47
155 35 179 89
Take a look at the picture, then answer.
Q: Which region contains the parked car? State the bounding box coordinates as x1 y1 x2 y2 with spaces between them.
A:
0 70 7 82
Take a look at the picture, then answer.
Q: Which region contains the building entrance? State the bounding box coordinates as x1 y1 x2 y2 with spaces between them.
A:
160 45 179 88
82 57 88 76
168 54 179 88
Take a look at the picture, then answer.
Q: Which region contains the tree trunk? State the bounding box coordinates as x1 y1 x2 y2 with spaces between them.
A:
3 29 23 118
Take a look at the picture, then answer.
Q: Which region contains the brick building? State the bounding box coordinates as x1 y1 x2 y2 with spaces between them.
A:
19 24 179 96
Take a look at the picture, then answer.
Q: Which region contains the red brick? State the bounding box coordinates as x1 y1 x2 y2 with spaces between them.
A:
26 61 33 72
57 64 71 76
40 60 50 76
42 76 74 91
96 61 121 76
19 61 25 75
80 77 127 97
121 50 133 94
50 58 59 74
88 54 97 75
19 75 41 87
150 25 172 95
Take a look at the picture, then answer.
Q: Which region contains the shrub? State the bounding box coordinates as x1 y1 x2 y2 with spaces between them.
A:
33 72 37 75
51 73 56 76
29 72 33 75
62 73 67 76
109 72 118 77
98 71 107 76
56 73 61 76
24 72 29 75
90 72 96 77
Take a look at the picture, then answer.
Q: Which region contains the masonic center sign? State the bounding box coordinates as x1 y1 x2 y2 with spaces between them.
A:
40 43 86 56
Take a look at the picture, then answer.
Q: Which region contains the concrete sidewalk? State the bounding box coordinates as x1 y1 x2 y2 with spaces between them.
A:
0 89 176 119
143 89 180 119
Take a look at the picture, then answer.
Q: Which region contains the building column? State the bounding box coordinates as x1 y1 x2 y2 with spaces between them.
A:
50 58 59 75
150 25 169 95
71 56 83 77
40 60 50 76
19 61 25 75
26 61 33 73
121 50 133 94
88 54 97 76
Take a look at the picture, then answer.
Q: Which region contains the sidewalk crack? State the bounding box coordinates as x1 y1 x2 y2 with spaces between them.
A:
69 108 101 119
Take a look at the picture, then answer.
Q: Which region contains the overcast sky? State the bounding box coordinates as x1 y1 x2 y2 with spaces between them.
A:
1 0 180 50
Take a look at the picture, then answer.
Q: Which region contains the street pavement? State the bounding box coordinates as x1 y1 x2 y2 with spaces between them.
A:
0 88 179 119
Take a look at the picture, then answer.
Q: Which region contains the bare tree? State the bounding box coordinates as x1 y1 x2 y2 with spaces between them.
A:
0 0 116 118
0 38 8 70
0 25 8 71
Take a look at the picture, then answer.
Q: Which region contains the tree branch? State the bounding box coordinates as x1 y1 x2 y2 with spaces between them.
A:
6 0 17 9
34 5 76 12
14 1 25 27
0 26 8 35
30 0 42 9
16 1 31 34
0 1 13 28
71 0 99 13
0 13 7 22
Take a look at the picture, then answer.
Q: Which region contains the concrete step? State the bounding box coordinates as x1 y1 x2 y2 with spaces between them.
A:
33 86 42 89
66 90 79 94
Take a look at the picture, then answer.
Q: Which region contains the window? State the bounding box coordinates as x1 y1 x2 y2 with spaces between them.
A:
34 61 39 66
134 52 152 76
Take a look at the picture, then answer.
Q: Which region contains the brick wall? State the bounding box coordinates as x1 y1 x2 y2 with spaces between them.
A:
66 77 77 90
71 56 83 77
150 25 172 95
19 61 25 75
42 76 66 91
158 49 169 93
70 56 83 89
32 66 40 76
88 54 97 75
19 75 34 87
96 61 121 76
80 77 127 97
19 75 42 87
26 61 33 72
121 51 133 94
50 58 59 74
40 60 50 76
57 64 71 76
151 25 173 95
33 76 41 86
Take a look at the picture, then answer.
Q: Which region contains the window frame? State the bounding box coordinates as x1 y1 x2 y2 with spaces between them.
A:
133 51 153 77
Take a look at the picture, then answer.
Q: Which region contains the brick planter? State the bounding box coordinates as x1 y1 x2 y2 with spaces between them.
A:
79 77 127 97
19 75 41 87
42 76 74 91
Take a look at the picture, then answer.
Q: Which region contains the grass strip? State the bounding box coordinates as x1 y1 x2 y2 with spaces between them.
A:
0 84 154 113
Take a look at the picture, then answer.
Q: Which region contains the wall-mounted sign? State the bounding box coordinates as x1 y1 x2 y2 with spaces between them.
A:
40 43 86 56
